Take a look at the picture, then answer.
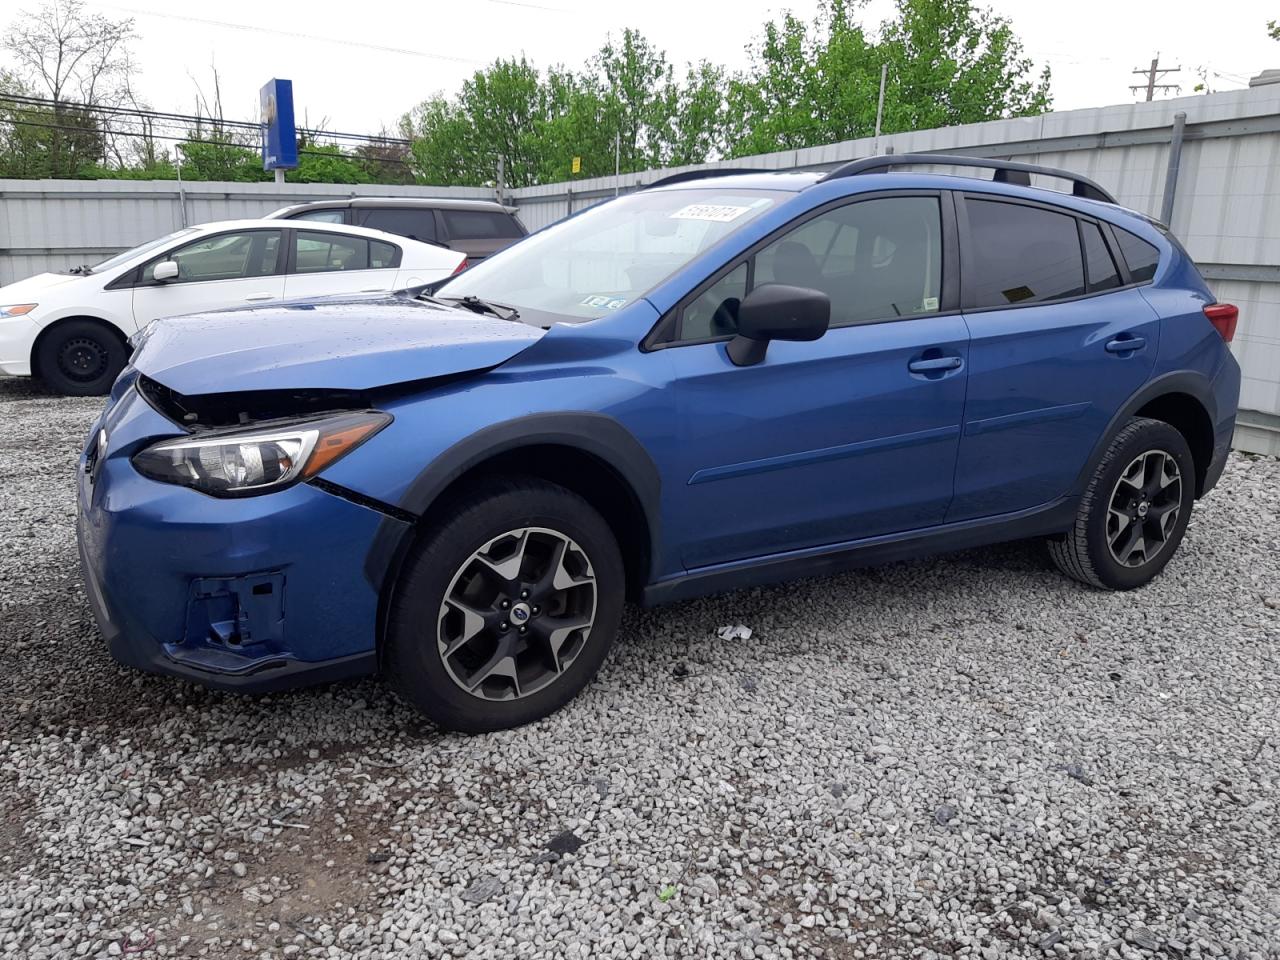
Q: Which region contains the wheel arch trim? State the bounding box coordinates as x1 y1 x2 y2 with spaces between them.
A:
359 412 663 671
1073 371 1217 499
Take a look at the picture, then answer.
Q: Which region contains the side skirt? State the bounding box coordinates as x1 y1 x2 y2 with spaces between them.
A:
640 496 1078 607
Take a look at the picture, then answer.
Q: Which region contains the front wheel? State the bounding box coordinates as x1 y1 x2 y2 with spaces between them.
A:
384 478 625 732
35 319 128 396
1048 417 1195 590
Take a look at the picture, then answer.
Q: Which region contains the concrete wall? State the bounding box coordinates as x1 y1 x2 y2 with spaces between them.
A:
2 84 1278 452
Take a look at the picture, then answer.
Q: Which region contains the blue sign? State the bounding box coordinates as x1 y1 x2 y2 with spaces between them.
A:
260 78 298 170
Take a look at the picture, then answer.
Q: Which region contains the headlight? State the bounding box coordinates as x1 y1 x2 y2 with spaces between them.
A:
0 303 37 318
132 410 391 496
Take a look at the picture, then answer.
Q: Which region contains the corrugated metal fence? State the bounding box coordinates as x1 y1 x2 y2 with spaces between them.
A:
2 84 1278 452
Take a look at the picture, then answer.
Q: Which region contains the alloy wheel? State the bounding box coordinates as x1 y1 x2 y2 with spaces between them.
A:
436 526 597 701
1105 449 1183 568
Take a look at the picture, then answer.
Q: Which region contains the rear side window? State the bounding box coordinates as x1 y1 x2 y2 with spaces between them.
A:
293 231 399 273
1114 228 1161 283
358 208 437 243
965 199 1084 307
1081 222 1121 292
441 209 523 240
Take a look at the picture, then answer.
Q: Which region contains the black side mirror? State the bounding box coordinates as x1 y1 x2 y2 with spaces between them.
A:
726 283 831 366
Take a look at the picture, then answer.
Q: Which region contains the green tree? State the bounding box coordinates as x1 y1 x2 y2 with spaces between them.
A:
1269 19 1279 41
2 0 137 176
725 0 1050 158
877 0 1051 132
725 3 879 156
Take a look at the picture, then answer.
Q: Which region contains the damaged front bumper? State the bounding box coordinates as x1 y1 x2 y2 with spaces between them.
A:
76 382 398 692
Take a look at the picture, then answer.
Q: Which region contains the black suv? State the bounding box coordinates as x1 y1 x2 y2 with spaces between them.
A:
265 198 526 265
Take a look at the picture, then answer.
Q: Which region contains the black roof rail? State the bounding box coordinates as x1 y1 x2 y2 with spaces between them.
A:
818 153 1117 204
645 167 772 189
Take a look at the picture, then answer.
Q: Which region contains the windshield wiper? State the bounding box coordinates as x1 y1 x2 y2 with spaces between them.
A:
68 264 94 276
443 295 521 323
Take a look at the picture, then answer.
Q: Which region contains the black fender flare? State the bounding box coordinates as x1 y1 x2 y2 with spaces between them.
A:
361 412 663 664
397 411 661 532
1069 370 1217 498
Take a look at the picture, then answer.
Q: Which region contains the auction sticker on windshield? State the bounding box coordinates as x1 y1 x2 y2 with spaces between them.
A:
580 295 628 310
670 204 753 223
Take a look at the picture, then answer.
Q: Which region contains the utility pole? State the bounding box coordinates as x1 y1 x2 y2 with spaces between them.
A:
1131 55 1182 101
873 62 889 155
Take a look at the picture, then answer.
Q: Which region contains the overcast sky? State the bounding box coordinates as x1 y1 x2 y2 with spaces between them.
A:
13 0 1280 135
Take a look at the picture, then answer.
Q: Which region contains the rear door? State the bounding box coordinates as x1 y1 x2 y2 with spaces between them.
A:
131 229 285 327
948 194 1160 521
281 229 403 299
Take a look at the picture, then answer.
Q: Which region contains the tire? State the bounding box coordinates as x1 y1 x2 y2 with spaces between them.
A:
385 477 625 732
35 319 128 396
1048 417 1195 590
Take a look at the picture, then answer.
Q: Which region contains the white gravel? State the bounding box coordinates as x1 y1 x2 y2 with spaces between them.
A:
1 374 1278 960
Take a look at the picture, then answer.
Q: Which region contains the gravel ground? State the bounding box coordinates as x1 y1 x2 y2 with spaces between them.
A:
1 373 1278 960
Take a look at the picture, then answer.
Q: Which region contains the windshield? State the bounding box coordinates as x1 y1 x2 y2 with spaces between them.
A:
435 188 787 324
89 228 199 274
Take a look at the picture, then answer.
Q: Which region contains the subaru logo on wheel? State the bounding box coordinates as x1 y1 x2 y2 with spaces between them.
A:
510 603 531 623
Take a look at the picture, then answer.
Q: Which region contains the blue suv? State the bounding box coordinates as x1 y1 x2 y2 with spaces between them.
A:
77 155 1241 731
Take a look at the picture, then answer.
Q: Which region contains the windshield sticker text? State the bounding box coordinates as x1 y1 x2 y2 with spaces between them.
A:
669 204 752 223
580 295 628 310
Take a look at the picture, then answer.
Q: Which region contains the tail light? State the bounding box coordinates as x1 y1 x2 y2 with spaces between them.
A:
1203 303 1238 342
451 258 469 275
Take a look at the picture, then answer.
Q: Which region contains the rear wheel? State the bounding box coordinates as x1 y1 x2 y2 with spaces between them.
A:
385 478 624 732
1048 417 1195 590
35 319 128 396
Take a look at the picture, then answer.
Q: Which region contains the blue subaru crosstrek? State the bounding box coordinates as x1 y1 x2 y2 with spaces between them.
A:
77 155 1241 732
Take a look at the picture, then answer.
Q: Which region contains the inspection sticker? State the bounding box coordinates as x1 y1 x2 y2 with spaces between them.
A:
580 294 628 310
669 203 752 223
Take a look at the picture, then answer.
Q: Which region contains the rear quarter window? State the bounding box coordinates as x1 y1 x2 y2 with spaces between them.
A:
1114 228 1161 283
291 209 347 224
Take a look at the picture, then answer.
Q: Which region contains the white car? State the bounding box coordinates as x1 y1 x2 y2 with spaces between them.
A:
0 219 465 395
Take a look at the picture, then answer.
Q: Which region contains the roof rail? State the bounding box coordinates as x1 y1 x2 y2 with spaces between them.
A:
818 153 1117 204
646 167 770 189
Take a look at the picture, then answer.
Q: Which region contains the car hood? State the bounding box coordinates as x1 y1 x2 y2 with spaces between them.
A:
0 271 89 300
130 294 545 395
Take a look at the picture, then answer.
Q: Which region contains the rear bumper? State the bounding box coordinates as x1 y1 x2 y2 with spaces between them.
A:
1202 351 1242 497
76 385 404 692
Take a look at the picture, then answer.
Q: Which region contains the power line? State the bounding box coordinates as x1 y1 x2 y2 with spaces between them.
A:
0 117 415 168
1130 55 1181 101
98 4 483 66
0 93 411 146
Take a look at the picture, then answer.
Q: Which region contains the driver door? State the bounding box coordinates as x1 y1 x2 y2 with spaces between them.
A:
660 192 970 569
131 229 285 328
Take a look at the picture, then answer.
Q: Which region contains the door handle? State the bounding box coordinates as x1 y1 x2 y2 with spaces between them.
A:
908 355 963 373
244 293 276 302
1105 335 1146 354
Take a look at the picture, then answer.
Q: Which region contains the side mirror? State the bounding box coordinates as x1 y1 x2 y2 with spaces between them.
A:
152 260 179 282
727 283 831 366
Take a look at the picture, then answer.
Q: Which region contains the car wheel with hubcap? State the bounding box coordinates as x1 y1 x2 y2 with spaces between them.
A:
385 478 624 732
36 318 128 396
1048 417 1195 590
